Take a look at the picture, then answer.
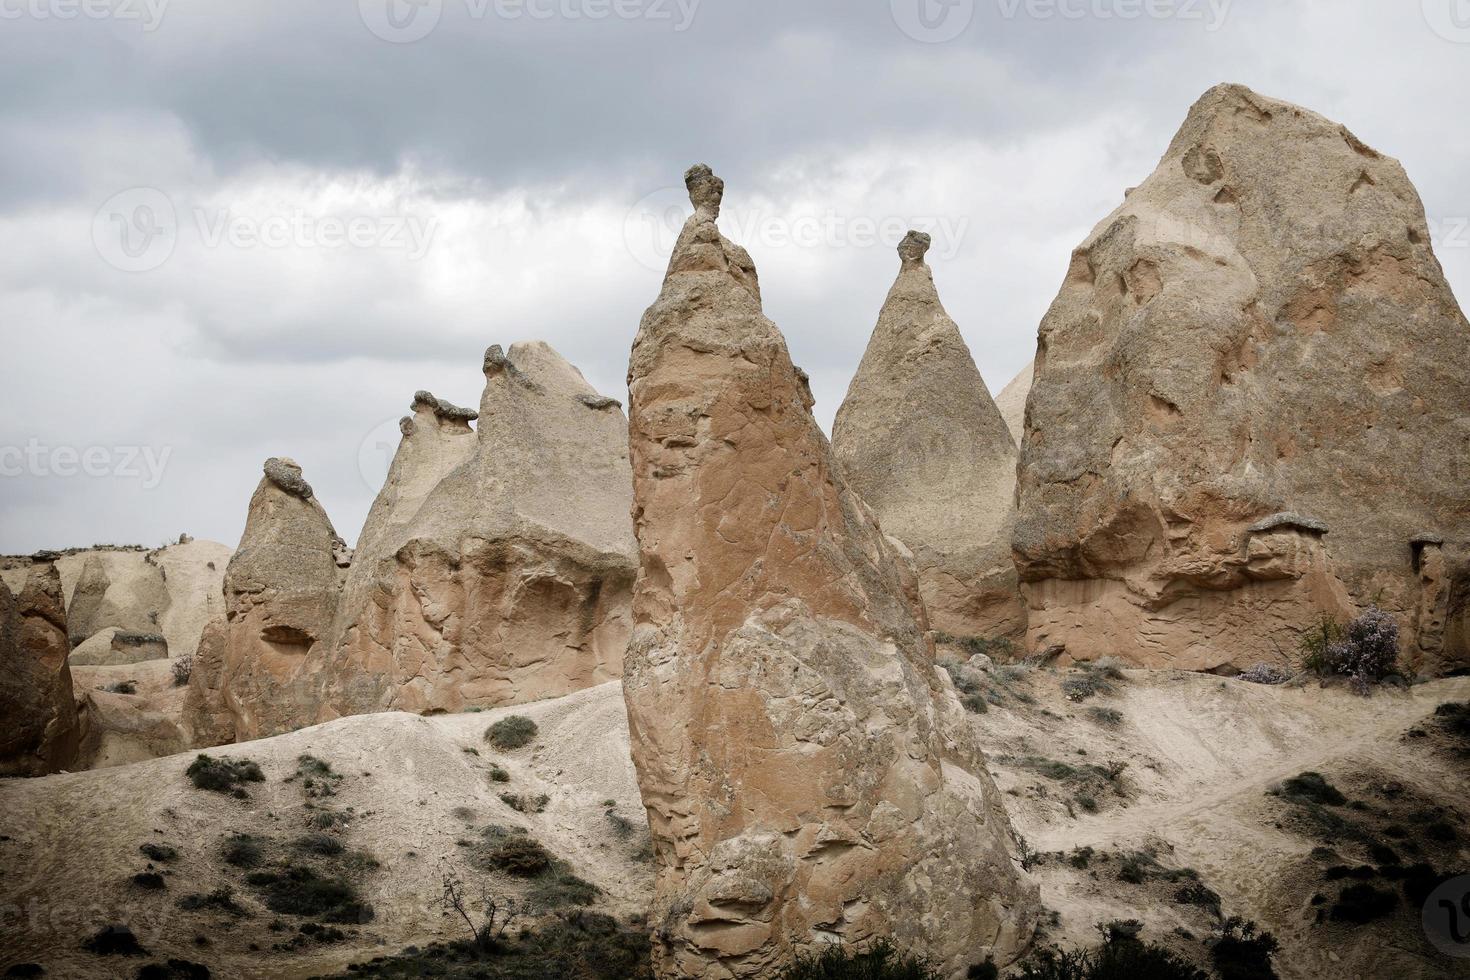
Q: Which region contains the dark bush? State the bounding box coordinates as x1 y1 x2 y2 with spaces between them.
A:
294 833 345 857
1087 707 1124 728
778 939 944 979
170 656 193 687
1210 918 1279 980
1174 881 1220 910
131 872 166 890
499 792 549 814
136 960 211 980
528 868 601 909
222 834 264 868
1276 772 1346 807
1013 927 1206 979
478 832 553 877
3 966 43 978
139 843 178 863
185 755 264 795
83 925 148 956
1330 883 1397 923
246 865 372 923
177 886 247 917
487 764 510 783
102 680 139 695
486 716 538 751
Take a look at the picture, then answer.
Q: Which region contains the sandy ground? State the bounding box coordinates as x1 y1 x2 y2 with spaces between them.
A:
0 682 651 980
2 668 1466 979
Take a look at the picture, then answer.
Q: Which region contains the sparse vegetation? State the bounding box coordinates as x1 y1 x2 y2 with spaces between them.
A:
1238 663 1291 686
186 754 264 797
1299 608 1401 691
488 763 510 782
102 680 139 695
137 959 212 980
1012 922 1206 979
527 867 601 909
1273 772 1346 807
1061 661 1123 703
1209 917 1279 980
476 828 554 877
1087 706 1124 728
222 833 264 867
438 865 523 952
777 938 944 980
486 715 538 751
131 871 167 890
1329 882 1397 923
82 924 147 956
245 865 372 923
140 842 178 863
294 832 345 856
171 655 194 687
500 791 549 814
177 885 248 917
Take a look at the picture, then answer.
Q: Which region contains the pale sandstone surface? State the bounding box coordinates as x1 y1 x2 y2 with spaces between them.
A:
315 347 637 720
994 362 1034 447
623 165 1038 979
1014 84 1470 673
183 458 346 745
834 231 1025 640
0 560 82 776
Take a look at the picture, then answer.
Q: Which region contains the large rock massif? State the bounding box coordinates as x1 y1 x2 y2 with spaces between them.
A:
834 232 1025 640
315 346 637 718
183 459 347 744
1014 84 1470 674
0 559 81 776
623 165 1037 978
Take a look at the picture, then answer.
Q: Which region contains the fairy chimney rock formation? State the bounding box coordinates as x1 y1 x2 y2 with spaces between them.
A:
833 230 1025 640
183 458 344 744
1014 83 1470 673
0 558 81 776
624 165 1037 978
315 345 637 719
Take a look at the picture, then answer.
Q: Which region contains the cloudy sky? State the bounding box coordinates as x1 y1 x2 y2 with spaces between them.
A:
0 0 1466 553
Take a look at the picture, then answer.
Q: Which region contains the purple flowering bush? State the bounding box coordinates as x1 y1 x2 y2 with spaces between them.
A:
1300 607 1401 694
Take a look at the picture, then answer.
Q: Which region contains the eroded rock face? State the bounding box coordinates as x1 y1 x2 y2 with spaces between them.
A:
995 362 1033 448
834 232 1025 640
0 559 82 776
315 349 636 719
183 459 345 744
624 165 1037 978
1015 84 1470 673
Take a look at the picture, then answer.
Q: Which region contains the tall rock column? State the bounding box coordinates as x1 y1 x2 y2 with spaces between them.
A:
0 557 82 776
183 458 345 744
1015 84 1470 673
624 165 1037 979
833 231 1025 641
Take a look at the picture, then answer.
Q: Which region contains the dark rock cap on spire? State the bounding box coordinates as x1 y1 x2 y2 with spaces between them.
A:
685 163 724 217
898 229 932 266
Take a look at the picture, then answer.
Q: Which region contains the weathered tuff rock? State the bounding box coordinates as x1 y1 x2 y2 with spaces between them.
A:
1014 84 1470 673
833 232 1025 640
624 165 1037 978
183 459 346 744
315 348 636 718
0 559 82 775
994 362 1033 448
55 540 229 661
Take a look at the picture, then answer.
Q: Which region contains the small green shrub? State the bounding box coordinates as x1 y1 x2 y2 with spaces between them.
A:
1068 847 1094 869
488 764 510 783
478 831 554 877
1087 707 1124 728
1012 924 1206 979
186 754 264 796
528 867 601 908
486 716 538 751
500 792 549 814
